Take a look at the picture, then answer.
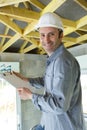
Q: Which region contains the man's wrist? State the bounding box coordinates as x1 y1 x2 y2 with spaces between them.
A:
29 92 33 99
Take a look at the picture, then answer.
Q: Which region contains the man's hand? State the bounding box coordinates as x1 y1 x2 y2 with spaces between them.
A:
17 87 32 100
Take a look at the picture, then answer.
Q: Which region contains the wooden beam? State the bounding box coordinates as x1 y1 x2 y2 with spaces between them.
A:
75 30 85 35
41 0 66 14
78 25 87 32
63 37 76 43
23 2 30 9
0 0 28 7
0 14 22 34
0 6 40 22
29 0 45 10
22 44 37 53
64 34 87 47
62 18 76 28
26 31 39 38
64 42 71 48
0 33 21 52
76 15 87 29
19 37 39 53
23 21 38 35
64 27 76 36
74 0 87 10
0 27 9 46
64 41 75 49
76 34 87 43
64 15 87 36
36 47 46 55
20 41 28 50
0 34 12 39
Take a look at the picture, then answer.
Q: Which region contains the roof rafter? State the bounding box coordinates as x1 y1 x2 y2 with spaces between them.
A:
23 21 38 35
74 0 87 10
64 15 87 36
64 33 87 48
41 0 66 14
63 37 76 43
78 26 87 32
0 27 9 46
0 0 28 7
0 6 40 22
0 33 21 52
29 0 45 10
76 15 87 29
22 44 37 53
77 34 87 43
0 14 22 34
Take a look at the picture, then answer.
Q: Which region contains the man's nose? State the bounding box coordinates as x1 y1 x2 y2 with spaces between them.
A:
44 36 50 43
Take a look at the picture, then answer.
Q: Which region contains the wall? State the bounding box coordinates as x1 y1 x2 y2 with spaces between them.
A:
0 53 46 130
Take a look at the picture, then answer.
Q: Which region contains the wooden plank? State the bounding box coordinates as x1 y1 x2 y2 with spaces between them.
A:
62 18 76 28
64 34 87 47
22 44 37 53
20 41 28 50
0 14 22 34
74 0 87 10
0 6 40 22
0 0 28 7
41 0 66 14
63 37 76 43
26 31 39 38
76 16 87 29
1 33 21 52
64 27 76 36
78 26 87 32
23 21 38 35
29 0 45 10
77 34 87 43
19 37 39 53
0 27 9 46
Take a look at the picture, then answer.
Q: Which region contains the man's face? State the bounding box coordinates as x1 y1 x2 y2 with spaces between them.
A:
39 27 63 56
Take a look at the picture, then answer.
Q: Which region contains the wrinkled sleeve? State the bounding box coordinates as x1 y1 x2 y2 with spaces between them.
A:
32 57 80 114
29 77 44 89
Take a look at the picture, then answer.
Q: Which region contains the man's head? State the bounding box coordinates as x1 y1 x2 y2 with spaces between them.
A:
35 12 64 56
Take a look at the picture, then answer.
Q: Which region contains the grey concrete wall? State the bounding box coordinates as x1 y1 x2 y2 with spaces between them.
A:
0 53 46 130
68 43 87 57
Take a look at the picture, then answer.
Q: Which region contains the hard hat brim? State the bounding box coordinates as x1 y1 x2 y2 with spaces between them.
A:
35 24 64 31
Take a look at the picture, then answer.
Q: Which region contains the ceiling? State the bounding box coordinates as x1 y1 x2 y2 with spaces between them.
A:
0 0 87 54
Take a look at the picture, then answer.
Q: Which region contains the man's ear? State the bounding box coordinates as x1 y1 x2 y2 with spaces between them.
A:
59 31 63 39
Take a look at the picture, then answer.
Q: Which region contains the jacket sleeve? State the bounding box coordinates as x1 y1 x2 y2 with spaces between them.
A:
29 77 44 89
32 57 81 114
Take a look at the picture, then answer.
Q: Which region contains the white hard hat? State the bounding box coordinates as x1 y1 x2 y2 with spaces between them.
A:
35 12 64 31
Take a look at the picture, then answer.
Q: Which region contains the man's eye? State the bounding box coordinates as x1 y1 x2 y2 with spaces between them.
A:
41 34 45 37
49 33 55 36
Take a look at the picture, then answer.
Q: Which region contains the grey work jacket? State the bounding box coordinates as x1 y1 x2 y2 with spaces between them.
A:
29 44 86 130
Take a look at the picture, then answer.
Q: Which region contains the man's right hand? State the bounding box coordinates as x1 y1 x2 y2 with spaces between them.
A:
17 87 32 100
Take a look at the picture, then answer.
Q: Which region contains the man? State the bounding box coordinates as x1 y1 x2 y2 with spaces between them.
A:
16 12 86 130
